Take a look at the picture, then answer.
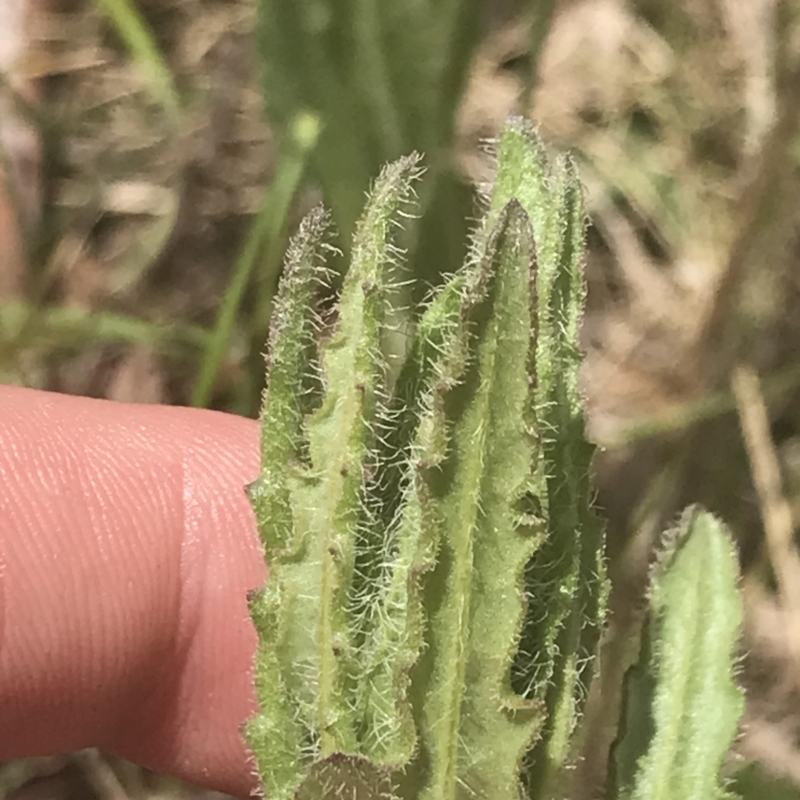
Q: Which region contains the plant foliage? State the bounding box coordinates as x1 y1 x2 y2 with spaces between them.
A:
244 117 746 800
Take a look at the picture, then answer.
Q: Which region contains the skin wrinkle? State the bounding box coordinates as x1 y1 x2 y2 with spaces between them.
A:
99 429 186 762
1 411 72 743
1 400 183 753
0 386 266 796
77 462 128 705
156 456 210 776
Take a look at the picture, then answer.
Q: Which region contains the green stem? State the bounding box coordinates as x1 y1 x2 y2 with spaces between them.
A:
94 0 180 117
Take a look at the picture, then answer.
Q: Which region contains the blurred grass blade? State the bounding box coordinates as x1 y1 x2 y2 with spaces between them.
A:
0 300 208 354
191 112 320 407
94 0 180 117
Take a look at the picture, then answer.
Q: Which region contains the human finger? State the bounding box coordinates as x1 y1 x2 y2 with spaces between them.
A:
0 386 266 797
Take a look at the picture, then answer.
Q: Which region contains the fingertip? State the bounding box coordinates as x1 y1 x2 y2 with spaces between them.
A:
0 387 266 796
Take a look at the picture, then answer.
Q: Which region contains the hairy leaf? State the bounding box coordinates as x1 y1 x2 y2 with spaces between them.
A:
612 506 744 800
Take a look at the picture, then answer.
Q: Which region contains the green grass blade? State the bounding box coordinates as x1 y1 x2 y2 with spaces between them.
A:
0 301 208 354
94 0 180 117
191 113 319 407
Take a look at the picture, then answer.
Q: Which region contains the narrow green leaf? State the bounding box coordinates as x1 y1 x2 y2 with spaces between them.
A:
256 0 486 256
256 0 395 242
94 0 180 117
487 116 609 798
354 0 405 157
245 584 306 800
303 154 423 755
244 206 332 800
412 201 544 800
355 275 465 767
612 506 744 800
246 155 423 795
247 205 332 559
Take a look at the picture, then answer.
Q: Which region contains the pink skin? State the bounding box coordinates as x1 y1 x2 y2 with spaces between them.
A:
0 386 267 797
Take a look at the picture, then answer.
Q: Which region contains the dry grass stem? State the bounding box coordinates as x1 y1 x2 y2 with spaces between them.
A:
733 363 800 666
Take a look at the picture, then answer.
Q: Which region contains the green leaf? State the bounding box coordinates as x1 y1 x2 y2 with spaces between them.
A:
246 205 332 559
245 117 605 800
409 200 545 800
246 155 424 795
612 506 744 800
256 0 486 247
295 753 397 800
354 274 465 767
244 206 332 800
302 154 423 755
489 116 608 798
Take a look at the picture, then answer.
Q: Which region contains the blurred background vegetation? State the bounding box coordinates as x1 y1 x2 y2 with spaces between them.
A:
1 0 800 797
